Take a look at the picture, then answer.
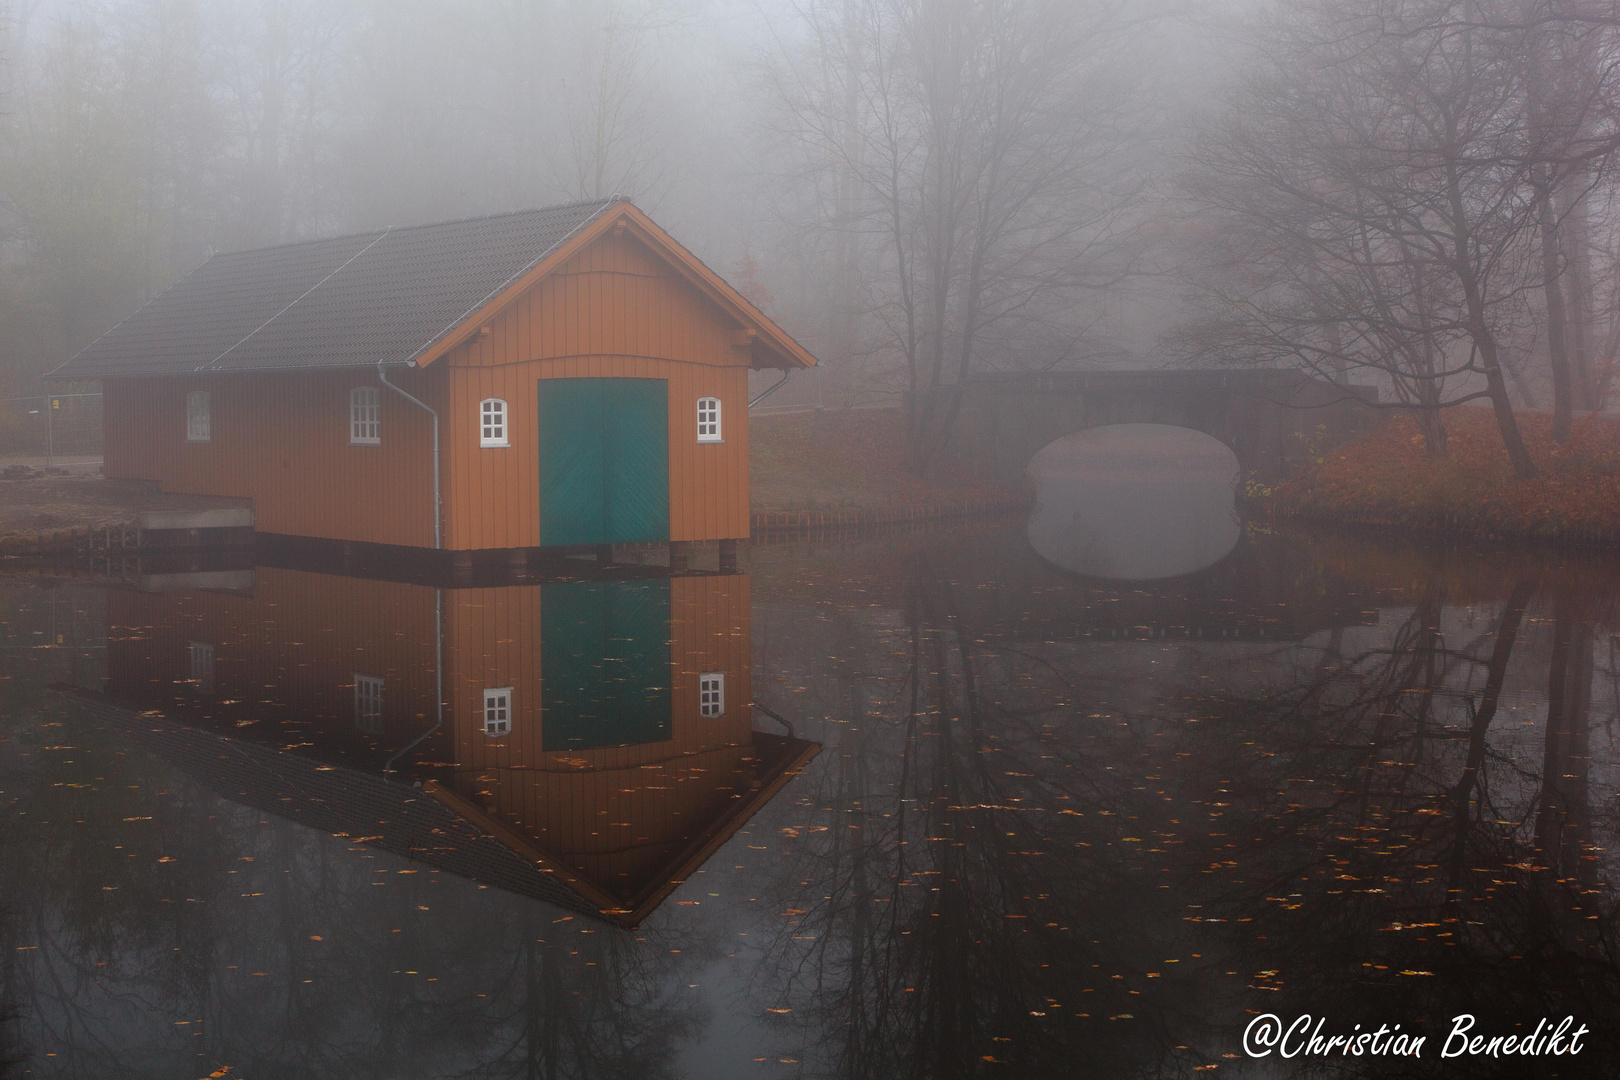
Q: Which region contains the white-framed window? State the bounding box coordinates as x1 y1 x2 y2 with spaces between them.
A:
354 673 385 734
188 641 214 695
697 397 721 442
186 391 211 442
483 687 513 736
699 672 725 718
480 398 508 447
350 387 380 445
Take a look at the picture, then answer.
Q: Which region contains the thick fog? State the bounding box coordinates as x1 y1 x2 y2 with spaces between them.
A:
3 0 1617 450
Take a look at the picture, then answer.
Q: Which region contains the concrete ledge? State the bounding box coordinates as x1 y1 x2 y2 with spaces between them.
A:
140 569 257 592
139 507 255 531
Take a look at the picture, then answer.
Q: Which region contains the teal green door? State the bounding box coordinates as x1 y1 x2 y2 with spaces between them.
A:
541 579 672 750
537 378 670 546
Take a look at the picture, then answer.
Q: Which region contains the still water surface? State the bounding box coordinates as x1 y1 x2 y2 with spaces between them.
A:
1 472 1618 1078
1026 424 1242 580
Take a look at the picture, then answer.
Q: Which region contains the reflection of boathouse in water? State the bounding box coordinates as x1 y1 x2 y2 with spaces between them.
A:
74 562 816 927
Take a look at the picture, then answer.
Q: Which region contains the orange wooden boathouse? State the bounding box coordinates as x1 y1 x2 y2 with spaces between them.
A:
49 198 816 554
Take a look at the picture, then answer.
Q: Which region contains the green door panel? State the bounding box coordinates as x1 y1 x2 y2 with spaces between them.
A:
540 579 672 751
537 378 669 546
603 379 670 544
538 379 606 547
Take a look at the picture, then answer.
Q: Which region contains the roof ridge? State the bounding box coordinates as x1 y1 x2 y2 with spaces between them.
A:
215 197 629 259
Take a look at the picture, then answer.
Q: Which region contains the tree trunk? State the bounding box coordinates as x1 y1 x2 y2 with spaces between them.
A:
1482 358 1538 479
1417 405 1448 457
1445 170 1537 478
1536 169 1574 443
1557 178 1596 410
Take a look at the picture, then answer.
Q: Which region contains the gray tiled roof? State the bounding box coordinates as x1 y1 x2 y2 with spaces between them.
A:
50 199 623 379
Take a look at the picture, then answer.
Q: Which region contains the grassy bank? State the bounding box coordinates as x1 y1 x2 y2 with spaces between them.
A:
1260 407 1620 545
749 407 1020 515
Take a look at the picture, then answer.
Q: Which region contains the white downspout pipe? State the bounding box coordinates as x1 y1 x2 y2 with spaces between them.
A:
385 587 443 774
377 363 441 549
749 369 793 409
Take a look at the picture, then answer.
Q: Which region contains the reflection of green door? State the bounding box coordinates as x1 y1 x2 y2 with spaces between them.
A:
541 579 672 750
537 378 669 546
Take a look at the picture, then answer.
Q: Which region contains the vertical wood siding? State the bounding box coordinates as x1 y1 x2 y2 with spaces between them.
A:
101 229 758 550
444 358 748 548
104 369 442 547
445 573 753 897
105 568 442 756
441 231 753 549
103 566 759 906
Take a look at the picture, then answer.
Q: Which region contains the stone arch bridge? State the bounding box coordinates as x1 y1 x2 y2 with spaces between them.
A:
934 370 1380 486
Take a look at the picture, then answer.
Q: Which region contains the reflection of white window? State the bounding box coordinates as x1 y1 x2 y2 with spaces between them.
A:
350 387 380 445
697 397 721 442
483 687 512 736
188 641 214 695
186 391 211 442
699 672 725 718
480 398 508 447
354 673 385 734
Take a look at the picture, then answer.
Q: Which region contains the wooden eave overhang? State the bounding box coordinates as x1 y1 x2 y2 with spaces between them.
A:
410 204 818 373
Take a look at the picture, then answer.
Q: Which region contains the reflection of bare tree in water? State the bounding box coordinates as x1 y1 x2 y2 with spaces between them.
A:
0 712 705 1079
748 538 1620 1075
1171 568 1620 1073
0 909 21 1080
1536 589 1597 890
751 555 1198 1078
461 909 701 1080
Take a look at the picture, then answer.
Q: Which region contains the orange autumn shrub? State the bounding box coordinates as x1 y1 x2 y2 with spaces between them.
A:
1263 407 1620 543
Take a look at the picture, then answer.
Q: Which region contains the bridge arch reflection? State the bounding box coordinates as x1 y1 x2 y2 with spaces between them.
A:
1026 423 1242 581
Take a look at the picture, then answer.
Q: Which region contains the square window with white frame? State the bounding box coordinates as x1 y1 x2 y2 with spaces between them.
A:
483 687 513 736
187 640 214 695
350 387 380 445
480 398 508 447
697 397 721 442
186 391 211 442
354 673 385 734
699 672 725 718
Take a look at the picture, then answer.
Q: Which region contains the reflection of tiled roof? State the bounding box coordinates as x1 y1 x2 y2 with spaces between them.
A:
68 692 822 928
50 200 619 379
69 693 600 917
433 732 823 927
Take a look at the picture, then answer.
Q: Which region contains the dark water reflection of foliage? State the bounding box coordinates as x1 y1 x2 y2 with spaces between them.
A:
0 583 707 1080
4 525 1620 1077
745 530 1620 1078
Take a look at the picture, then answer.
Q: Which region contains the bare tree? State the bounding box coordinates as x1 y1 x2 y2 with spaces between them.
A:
1515 0 1620 439
557 1 679 204
1177 0 1620 476
770 0 1154 474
